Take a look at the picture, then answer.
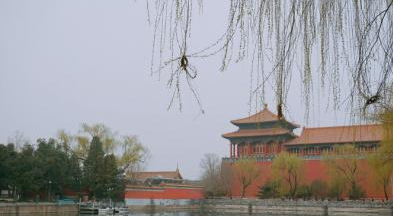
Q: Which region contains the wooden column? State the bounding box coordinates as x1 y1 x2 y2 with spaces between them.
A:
230 143 233 158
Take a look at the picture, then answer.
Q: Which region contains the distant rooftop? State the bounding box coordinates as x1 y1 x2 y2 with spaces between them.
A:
286 124 382 145
129 169 182 181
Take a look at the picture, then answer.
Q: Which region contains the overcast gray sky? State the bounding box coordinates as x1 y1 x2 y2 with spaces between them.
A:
0 0 352 179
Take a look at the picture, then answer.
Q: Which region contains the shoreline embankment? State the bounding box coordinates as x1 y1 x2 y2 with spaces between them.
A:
128 198 393 215
202 199 393 215
0 202 78 215
1 199 392 215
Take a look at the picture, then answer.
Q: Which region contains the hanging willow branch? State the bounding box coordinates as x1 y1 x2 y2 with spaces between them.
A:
149 0 205 113
149 0 393 119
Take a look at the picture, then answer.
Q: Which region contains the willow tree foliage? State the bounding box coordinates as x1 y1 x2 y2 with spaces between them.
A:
60 123 150 173
272 152 304 198
323 144 366 199
118 135 150 173
368 152 393 200
369 109 393 200
234 157 261 198
149 0 393 119
379 109 393 157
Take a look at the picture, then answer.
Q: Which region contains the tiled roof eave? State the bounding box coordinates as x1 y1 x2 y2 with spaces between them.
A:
285 140 380 146
230 119 278 125
230 119 299 127
222 131 295 139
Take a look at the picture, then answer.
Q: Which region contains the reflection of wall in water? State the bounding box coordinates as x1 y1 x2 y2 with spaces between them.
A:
125 198 195 206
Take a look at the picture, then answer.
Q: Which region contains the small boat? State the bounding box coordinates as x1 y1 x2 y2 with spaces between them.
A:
115 207 129 214
79 204 99 215
98 207 114 215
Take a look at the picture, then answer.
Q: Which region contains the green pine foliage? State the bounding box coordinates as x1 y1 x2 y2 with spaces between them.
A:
83 137 124 200
257 180 280 199
0 129 136 201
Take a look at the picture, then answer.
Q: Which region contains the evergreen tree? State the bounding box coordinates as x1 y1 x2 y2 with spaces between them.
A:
35 138 71 200
0 125 148 201
66 153 83 195
83 136 105 199
257 180 280 199
103 154 124 200
15 144 40 200
0 144 18 198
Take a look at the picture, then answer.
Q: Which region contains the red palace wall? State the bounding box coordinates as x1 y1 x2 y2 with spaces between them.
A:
229 159 392 199
125 186 204 200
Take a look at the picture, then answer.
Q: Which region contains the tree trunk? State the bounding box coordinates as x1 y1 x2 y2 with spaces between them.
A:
290 182 297 198
383 184 389 200
228 189 232 199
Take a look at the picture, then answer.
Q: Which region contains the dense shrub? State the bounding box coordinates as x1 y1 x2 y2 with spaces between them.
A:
296 185 312 199
257 180 280 199
349 183 366 200
310 180 328 200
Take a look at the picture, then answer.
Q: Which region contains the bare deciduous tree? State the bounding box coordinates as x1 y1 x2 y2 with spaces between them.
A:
200 153 222 197
7 130 29 151
220 161 234 198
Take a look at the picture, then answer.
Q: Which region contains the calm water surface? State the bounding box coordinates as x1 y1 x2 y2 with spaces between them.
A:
3 211 391 216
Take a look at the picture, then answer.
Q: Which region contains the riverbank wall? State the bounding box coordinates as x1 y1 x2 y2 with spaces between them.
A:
0 202 78 215
202 199 393 215
126 198 393 215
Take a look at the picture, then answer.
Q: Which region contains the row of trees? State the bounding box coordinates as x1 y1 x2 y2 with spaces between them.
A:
200 153 260 198
200 143 393 200
0 124 148 201
200 153 307 199
0 139 80 200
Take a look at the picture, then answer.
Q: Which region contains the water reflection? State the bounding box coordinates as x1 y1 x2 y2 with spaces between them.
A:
1 211 390 216
108 211 390 216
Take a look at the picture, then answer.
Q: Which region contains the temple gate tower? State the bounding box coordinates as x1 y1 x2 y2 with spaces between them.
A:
222 104 299 159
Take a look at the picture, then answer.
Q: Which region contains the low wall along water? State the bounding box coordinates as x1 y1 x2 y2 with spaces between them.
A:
127 198 393 215
202 199 393 215
1 199 393 215
0 203 78 215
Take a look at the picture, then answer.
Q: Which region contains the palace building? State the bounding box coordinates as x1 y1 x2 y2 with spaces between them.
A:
124 169 203 207
222 104 384 198
223 104 300 159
